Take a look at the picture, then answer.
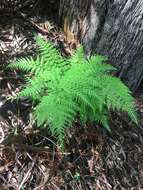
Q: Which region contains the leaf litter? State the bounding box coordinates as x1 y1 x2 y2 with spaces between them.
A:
0 1 143 189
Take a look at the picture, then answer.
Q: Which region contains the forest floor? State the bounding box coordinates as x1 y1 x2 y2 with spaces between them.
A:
0 6 143 190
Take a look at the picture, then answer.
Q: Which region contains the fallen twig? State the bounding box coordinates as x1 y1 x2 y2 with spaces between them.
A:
0 144 71 155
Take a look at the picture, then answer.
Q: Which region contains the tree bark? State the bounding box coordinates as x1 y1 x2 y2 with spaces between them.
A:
59 0 143 92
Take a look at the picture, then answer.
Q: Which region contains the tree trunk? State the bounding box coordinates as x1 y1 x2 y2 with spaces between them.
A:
59 0 143 92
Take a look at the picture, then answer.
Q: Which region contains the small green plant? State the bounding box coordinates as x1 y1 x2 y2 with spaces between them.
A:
7 36 137 147
73 172 81 181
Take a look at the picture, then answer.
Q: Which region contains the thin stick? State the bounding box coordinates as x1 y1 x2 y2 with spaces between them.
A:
18 161 35 190
0 126 5 143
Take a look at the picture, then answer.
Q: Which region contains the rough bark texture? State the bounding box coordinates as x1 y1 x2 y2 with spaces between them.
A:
59 0 143 92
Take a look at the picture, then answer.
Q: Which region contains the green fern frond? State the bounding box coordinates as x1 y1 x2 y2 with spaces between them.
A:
7 35 137 147
89 55 117 73
7 57 36 73
99 75 137 123
35 35 68 71
16 75 46 100
35 94 77 144
69 46 86 65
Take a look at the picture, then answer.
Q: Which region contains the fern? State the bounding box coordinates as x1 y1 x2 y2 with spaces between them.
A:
7 36 137 147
